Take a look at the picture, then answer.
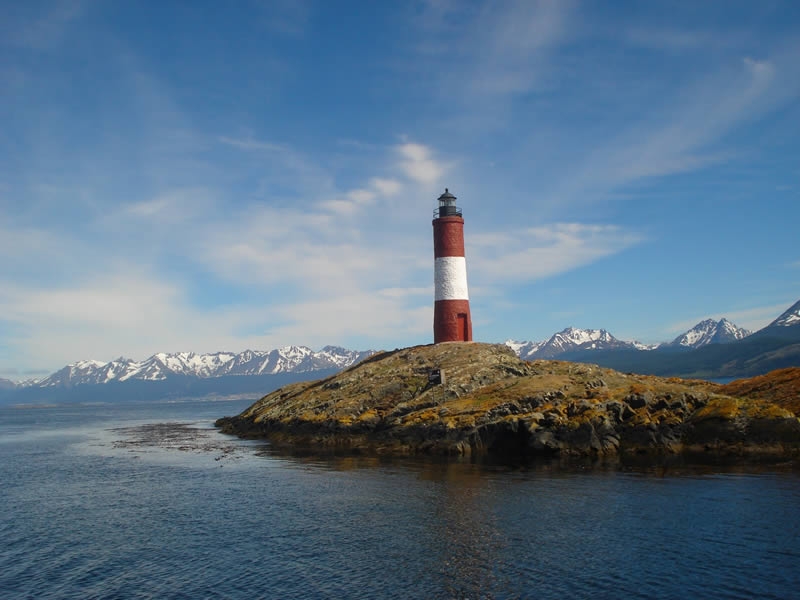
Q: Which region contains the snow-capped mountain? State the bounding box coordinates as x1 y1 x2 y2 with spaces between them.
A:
27 346 374 389
669 318 751 349
504 339 544 360
506 327 649 360
506 317 754 360
767 299 800 328
7 299 798 393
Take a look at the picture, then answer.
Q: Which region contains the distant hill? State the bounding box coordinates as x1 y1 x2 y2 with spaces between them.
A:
719 368 800 414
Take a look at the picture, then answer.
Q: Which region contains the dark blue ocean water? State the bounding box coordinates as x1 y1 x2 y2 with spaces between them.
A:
1 399 799 600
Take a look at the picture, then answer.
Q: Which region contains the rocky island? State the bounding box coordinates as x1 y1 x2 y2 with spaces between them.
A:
216 342 800 459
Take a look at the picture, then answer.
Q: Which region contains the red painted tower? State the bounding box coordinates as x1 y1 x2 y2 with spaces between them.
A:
433 188 473 343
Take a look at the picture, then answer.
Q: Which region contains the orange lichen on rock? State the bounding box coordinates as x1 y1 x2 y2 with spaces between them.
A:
719 368 800 415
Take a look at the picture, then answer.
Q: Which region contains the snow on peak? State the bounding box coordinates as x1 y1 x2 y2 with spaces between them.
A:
504 339 544 360
768 299 800 327
26 346 374 388
504 339 527 354
506 327 637 359
671 318 751 348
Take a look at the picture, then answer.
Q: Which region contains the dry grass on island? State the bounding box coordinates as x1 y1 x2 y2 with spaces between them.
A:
216 343 800 459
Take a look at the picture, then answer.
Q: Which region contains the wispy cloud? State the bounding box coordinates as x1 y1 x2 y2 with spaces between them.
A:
218 136 286 153
545 47 800 210
316 178 402 216
469 223 643 283
264 292 431 346
0 263 430 368
122 188 217 222
217 134 335 198
397 142 448 185
416 0 573 98
466 0 571 96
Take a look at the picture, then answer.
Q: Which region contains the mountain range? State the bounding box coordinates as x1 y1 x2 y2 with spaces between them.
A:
1 299 798 404
505 314 752 360
515 299 800 380
33 345 372 387
0 346 373 405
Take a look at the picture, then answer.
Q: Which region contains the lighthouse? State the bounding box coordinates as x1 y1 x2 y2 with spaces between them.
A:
433 188 473 343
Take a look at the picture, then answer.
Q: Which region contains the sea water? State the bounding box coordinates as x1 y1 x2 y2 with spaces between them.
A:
1 399 799 599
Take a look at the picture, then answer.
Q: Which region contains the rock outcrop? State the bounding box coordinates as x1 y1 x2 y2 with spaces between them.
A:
216 343 800 459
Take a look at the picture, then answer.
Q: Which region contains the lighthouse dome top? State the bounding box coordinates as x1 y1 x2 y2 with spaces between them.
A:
434 188 462 218
438 188 457 203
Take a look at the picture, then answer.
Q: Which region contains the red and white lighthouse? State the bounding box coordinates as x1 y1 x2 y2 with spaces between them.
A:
433 188 473 343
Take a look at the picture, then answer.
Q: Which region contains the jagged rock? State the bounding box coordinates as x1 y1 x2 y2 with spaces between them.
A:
605 401 636 423
625 392 652 409
528 428 564 453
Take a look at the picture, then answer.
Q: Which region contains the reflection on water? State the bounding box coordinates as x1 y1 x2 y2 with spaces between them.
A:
1 401 799 600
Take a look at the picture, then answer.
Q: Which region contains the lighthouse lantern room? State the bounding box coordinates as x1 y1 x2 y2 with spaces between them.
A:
432 188 473 343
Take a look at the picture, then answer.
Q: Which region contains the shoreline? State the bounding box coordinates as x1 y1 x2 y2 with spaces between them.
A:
215 414 800 463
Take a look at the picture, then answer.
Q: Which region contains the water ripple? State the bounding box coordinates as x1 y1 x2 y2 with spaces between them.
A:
1 403 799 599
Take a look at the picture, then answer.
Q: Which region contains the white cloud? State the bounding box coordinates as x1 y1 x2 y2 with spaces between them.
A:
123 188 216 222
468 223 643 283
0 218 101 285
0 264 434 370
371 177 402 196
378 287 432 299
198 202 427 296
316 178 402 216
347 189 376 203
0 273 181 330
398 142 447 185
265 292 431 347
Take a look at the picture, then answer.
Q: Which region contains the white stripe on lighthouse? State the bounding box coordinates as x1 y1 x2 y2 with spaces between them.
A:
434 256 469 301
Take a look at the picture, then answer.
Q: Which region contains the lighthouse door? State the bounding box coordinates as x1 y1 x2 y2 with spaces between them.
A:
457 313 468 341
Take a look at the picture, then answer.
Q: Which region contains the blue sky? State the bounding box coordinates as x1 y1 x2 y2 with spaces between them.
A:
1 0 799 379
